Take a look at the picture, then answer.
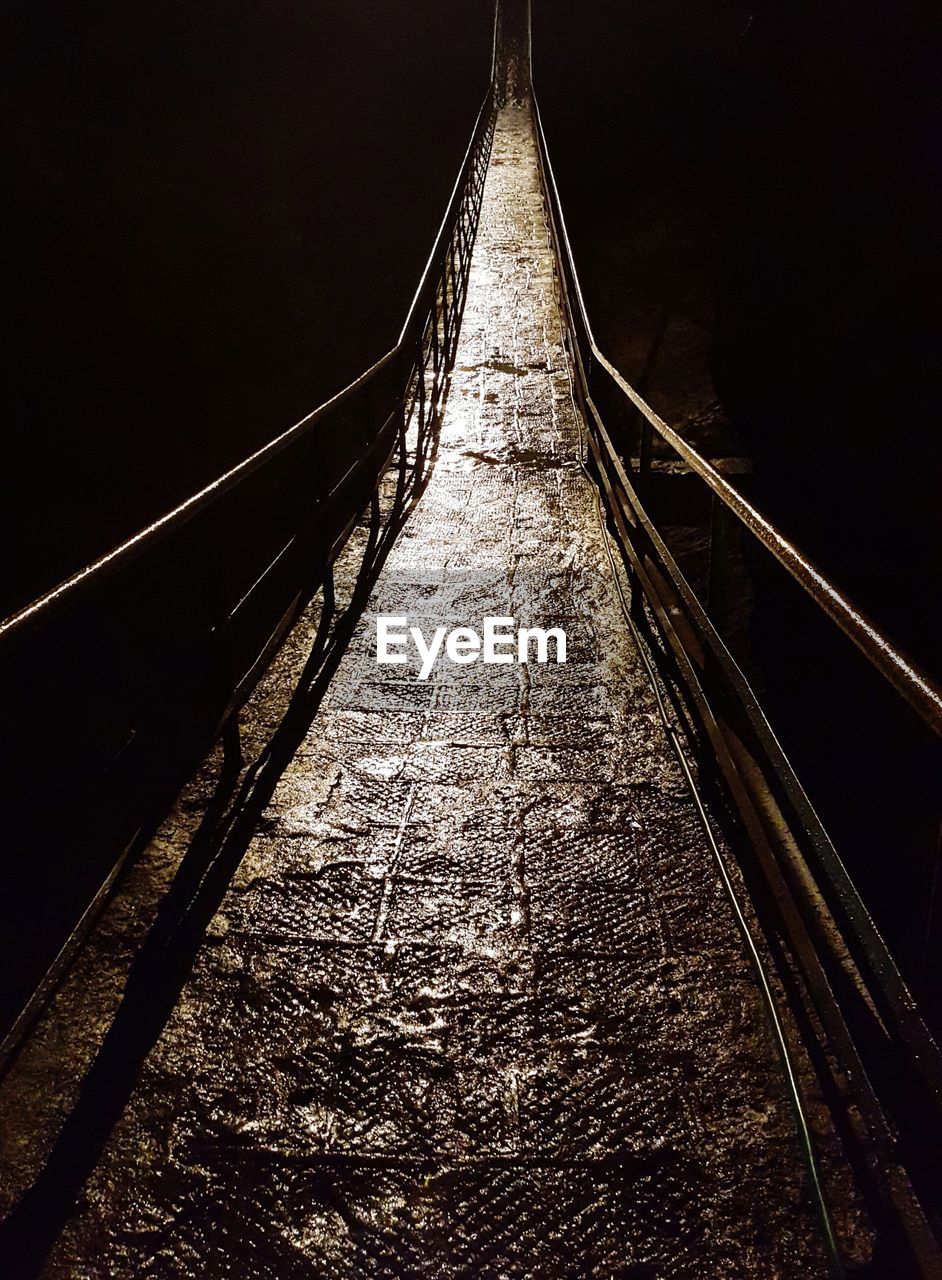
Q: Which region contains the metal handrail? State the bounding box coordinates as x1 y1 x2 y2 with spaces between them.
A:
0 20 500 1058
597 350 942 733
528 99 942 737
0 349 395 643
524 13 942 1270
0 84 495 648
527 0 942 1076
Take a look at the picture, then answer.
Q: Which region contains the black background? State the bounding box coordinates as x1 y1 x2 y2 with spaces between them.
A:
3 0 493 615
535 0 941 672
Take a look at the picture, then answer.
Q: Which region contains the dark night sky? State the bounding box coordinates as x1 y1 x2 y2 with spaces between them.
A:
3 0 493 613
533 0 941 965
535 0 942 670
4 0 940 670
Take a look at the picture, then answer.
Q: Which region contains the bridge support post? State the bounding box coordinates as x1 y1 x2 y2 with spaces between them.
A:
430 296 441 381
441 277 451 363
638 415 653 494
416 336 427 435
707 492 732 632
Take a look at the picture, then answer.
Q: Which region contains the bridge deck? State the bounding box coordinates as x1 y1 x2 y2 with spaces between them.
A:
0 107 862 1277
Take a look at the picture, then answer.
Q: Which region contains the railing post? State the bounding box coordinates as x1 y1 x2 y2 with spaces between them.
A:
442 265 452 358
416 335 427 434
456 219 468 302
430 295 440 378
707 491 731 630
394 346 409 491
638 415 653 495
630 549 648 627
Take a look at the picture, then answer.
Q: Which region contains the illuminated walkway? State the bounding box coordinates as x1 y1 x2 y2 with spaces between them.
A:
0 107 865 1278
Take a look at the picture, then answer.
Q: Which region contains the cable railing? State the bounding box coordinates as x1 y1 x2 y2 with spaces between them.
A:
526 11 942 1273
0 43 499 1062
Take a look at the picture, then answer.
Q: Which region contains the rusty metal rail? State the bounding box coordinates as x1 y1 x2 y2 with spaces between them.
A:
524 4 942 1272
532 137 941 735
514 5 942 739
0 114 496 649
0 39 498 1058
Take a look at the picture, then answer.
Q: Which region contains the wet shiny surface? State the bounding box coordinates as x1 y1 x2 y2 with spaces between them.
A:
0 108 870 1277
